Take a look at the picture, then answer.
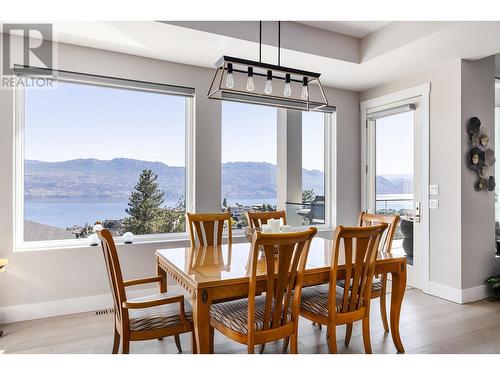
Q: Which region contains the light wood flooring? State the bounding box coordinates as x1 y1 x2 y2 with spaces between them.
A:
1 289 500 354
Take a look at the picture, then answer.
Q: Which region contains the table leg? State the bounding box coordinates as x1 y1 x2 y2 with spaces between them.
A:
390 260 406 353
156 258 167 293
193 288 212 354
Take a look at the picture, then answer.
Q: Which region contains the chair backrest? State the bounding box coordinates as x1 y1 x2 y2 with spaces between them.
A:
186 212 232 247
358 212 400 253
245 210 287 229
247 227 317 340
96 228 127 323
330 224 387 316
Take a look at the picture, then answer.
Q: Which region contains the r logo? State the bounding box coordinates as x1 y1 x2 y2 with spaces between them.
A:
2 23 53 75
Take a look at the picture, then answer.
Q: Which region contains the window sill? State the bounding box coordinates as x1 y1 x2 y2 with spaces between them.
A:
14 225 334 253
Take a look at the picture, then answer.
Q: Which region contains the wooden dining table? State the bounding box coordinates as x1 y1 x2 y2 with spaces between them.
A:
155 237 407 354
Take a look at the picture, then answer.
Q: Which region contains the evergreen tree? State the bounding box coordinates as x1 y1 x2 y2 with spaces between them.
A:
123 169 165 235
302 189 316 203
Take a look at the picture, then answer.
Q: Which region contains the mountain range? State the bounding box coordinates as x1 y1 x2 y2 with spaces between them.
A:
24 158 324 202
24 158 412 202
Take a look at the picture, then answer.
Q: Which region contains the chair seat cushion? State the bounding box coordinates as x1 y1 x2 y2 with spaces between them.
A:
300 284 345 317
210 295 291 335
128 293 192 332
336 279 383 293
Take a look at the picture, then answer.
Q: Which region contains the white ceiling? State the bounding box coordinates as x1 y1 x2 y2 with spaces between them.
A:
22 21 500 92
297 21 391 38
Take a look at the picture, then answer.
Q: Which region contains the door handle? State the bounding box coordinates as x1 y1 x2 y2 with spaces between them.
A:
414 201 421 223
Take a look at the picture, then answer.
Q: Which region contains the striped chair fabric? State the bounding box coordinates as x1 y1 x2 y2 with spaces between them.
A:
210 294 292 335
128 293 193 332
299 284 346 318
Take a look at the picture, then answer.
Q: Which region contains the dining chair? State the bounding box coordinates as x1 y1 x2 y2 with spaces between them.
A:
186 212 232 247
209 227 317 354
312 212 400 341
245 210 287 229
298 224 387 354
96 228 194 354
338 212 400 345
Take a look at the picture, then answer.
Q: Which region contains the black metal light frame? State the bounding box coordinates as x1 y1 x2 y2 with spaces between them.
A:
207 55 329 111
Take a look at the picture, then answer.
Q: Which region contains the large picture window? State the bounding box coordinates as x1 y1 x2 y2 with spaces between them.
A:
221 101 331 229
18 77 191 245
221 102 278 228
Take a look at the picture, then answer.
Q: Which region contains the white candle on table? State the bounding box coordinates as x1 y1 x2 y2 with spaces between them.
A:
269 219 280 233
261 224 272 233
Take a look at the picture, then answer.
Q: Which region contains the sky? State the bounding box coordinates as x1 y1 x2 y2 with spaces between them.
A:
222 101 325 171
26 80 325 171
25 80 186 166
375 110 414 176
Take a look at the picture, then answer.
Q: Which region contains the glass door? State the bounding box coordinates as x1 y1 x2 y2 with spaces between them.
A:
366 100 423 289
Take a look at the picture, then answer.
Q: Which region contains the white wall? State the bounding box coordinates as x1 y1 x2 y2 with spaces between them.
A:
0 38 360 322
460 57 498 291
361 58 500 303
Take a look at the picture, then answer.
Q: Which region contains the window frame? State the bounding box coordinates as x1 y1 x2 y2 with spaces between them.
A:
221 102 335 234
14 72 195 251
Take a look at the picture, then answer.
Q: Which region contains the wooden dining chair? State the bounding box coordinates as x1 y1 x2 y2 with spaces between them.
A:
209 227 317 354
97 228 194 354
298 224 387 354
245 210 287 229
339 212 400 345
186 212 232 247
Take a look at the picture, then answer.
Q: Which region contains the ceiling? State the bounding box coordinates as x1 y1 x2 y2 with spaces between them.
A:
16 21 500 92
297 21 391 38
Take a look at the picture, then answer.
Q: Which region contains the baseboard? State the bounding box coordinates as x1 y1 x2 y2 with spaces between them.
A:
0 285 185 324
461 284 489 303
429 281 463 303
428 281 489 304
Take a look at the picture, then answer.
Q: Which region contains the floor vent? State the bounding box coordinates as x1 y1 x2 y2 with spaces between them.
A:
94 308 114 316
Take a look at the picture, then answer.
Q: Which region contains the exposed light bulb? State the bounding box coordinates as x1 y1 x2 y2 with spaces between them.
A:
226 63 234 88
246 67 254 91
301 77 309 100
264 70 273 94
284 74 292 97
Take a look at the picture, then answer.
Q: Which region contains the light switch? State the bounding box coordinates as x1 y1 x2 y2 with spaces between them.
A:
429 199 439 210
429 184 439 195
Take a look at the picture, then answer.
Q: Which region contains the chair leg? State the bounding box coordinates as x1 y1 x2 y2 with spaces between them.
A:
259 343 266 354
248 345 255 354
112 328 120 354
174 334 182 353
380 286 389 333
362 318 372 354
344 323 353 346
282 337 290 353
290 334 298 354
327 325 337 354
209 326 214 354
121 333 130 354
191 330 197 354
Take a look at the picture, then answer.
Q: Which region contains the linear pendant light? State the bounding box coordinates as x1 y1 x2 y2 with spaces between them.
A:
207 21 330 111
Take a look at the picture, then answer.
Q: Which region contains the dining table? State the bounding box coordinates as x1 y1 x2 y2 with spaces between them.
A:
155 236 407 354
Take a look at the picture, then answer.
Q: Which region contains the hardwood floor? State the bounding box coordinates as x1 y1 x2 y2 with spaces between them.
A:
1 289 500 354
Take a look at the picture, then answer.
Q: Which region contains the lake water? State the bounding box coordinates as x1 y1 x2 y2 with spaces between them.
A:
25 198 277 229
25 195 410 229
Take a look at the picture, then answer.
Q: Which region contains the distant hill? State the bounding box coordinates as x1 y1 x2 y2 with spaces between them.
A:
376 174 413 194
25 158 411 202
24 158 325 202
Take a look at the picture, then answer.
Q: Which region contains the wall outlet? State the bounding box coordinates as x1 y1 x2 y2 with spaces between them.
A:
429 199 439 210
429 184 439 195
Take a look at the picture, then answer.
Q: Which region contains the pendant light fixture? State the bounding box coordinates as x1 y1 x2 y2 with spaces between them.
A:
246 67 254 91
207 21 330 111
